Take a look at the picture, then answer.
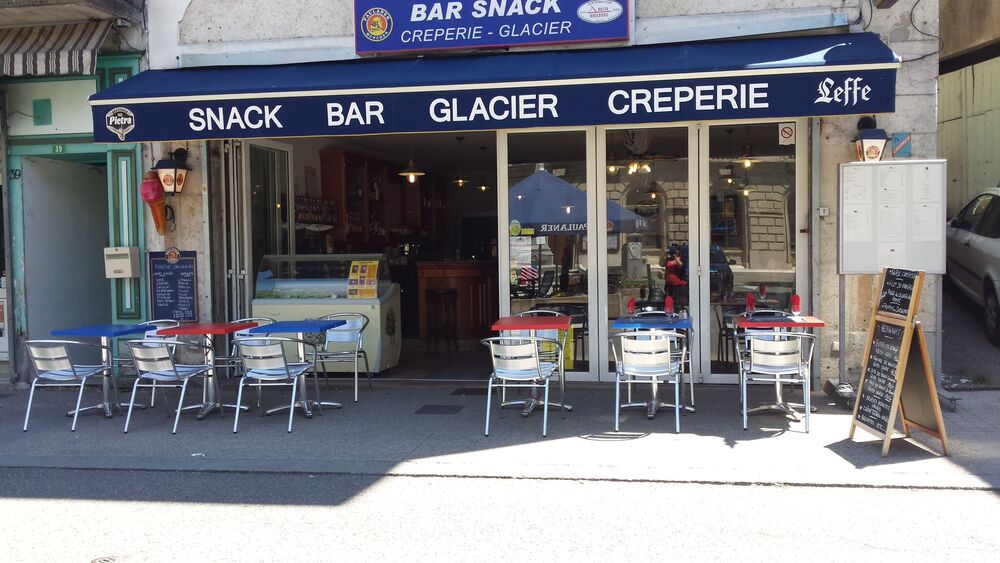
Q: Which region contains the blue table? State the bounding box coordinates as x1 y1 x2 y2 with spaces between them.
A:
611 315 693 331
610 315 695 414
51 324 148 417
245 319 346 414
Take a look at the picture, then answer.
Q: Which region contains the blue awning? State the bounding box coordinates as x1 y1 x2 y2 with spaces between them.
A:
91 32 899 143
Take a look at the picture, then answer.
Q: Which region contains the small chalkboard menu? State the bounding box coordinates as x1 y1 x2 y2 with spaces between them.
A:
877 268 918 317
149 248 197 322
849 268 948 457
855 321 904 434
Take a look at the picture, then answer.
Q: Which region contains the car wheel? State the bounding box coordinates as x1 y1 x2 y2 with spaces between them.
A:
985 287 1000 344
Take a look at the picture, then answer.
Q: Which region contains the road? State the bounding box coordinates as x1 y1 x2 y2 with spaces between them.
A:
0 467 996 562
943 283 1000 387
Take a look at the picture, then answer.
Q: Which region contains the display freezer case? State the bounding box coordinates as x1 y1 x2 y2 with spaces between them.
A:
251 254 401 372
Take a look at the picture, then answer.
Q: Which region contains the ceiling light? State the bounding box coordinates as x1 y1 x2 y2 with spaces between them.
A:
399 158 425 184
453 136 468 186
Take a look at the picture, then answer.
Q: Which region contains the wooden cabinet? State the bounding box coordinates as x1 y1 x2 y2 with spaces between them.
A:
417 261 498 338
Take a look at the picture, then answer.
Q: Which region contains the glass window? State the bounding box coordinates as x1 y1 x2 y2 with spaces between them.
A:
506 130 590 370
953 195 993 232
974 198 1000 238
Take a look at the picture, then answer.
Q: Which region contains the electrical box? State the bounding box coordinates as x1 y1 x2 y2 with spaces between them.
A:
104 246 140 278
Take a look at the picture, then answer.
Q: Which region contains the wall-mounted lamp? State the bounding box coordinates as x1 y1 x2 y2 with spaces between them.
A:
152 148 191 194
853 116 890 162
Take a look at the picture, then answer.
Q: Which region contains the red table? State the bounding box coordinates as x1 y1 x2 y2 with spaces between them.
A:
734 315 826 329
491 315 572 332
491 315 573 415
158 321 257 419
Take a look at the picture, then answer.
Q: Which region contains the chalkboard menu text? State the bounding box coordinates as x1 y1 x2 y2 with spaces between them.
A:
149 248 197 321
855 321 904 434
877 268 918 317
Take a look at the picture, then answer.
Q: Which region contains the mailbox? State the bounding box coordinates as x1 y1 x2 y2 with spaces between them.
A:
103 246 140 278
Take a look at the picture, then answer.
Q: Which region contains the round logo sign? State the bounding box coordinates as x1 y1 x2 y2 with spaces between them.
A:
361 7 393 42
509 220 522 236
866 145 882 159
577 0 624 24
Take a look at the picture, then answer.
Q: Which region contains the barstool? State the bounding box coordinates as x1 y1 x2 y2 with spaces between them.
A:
426 288 458 352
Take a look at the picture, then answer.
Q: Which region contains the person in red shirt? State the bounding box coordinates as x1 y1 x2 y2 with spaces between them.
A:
664 247 688 306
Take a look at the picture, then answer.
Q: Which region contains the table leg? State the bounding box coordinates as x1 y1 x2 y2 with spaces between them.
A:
266 332 340 417
66 335 143 418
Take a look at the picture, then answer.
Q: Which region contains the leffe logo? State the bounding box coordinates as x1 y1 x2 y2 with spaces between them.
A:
105 107 135 141
814 77 871 106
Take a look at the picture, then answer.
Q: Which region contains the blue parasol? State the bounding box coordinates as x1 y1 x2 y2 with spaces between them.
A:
509 171 644 234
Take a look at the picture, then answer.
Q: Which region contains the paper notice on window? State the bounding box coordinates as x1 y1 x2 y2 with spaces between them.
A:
842 166 872 204
878 244 907 269
878 166 904 204
912 204 943 241
878 204 905 241
913 165 939 203
510 236 532 268
843 205 873 242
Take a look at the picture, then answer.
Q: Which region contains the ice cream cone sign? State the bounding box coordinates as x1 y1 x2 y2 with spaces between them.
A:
141 170 168 235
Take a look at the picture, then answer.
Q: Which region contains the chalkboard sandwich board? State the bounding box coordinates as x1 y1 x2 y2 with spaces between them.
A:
149 248 198 322
849 268 948 457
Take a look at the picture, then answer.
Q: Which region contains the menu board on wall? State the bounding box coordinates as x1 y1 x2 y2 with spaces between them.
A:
149 248 197 321
347 260 379 299
839 160 947 274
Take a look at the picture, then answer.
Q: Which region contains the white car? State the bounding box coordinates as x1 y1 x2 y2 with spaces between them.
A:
946 187 1000 342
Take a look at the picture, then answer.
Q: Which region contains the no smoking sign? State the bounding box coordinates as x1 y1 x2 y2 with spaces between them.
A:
778 122 796 145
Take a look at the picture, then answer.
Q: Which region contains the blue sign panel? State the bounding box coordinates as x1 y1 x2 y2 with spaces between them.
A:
354 0 629 54
149 249 198 322
92 70 896 143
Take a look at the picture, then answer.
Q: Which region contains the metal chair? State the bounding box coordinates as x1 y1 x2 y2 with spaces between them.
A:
511 309 569 410
611 330 687 433
737 331 816 432
124 340 212 434
315 313 371 403
131 319 180 408
214 317 275 377
234 336 317 433
632 310 694 408
481 336 559 437
23 340 112 432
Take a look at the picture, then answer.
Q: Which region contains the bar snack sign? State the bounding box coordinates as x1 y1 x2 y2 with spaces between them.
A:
355 0 629 54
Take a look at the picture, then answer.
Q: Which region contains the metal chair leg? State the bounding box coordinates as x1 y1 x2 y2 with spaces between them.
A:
674 375 681 434
484 378 493 436
804 370 811 434
124 378 141 433
353 354 359 403
23 379 38 432
614 373 620 432
150 380 157 408
71 378 87 432
233 378 246 433
173 378 190 434
287 379 298 433
542 380 550 437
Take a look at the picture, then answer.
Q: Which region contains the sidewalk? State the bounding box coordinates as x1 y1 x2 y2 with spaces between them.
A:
0 380 996 491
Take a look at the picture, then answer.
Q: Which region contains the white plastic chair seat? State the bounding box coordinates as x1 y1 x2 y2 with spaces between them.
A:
494 361 557 381
245 362 311 381
740 360 800 376
36 365 107 381
139 364 210 382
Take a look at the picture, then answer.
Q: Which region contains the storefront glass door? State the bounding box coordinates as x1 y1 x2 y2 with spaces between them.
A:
501 122 807 383
226 139 294 319
699 121 808 383
500 129 598 378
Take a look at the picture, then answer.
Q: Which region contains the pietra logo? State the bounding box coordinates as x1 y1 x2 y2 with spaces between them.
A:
105 107 135 141
361 7 393 42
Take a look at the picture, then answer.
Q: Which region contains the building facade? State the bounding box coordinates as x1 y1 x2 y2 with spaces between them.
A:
10 0 942 387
